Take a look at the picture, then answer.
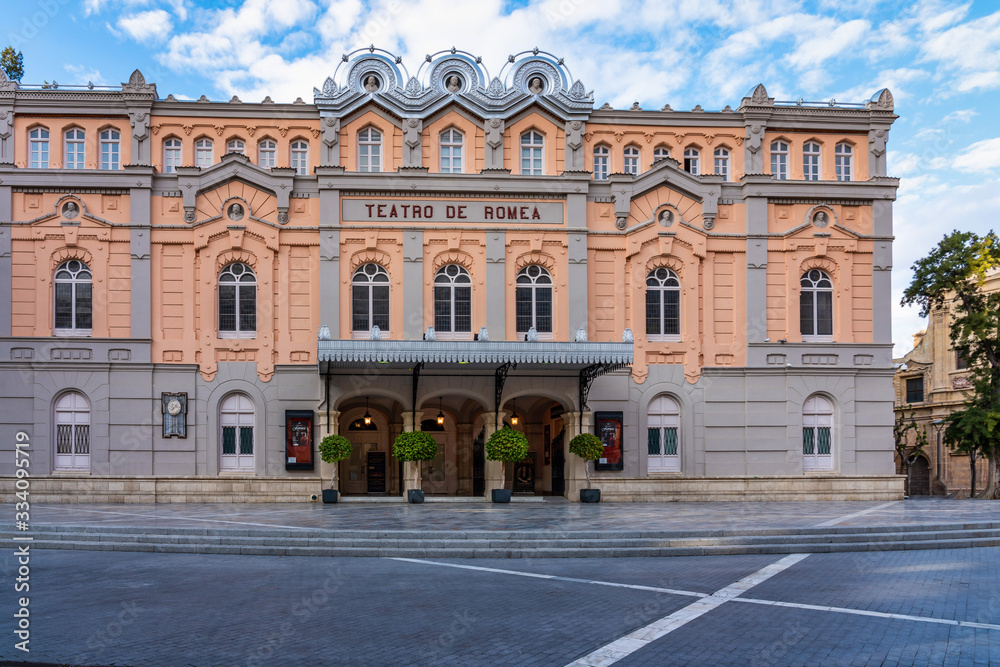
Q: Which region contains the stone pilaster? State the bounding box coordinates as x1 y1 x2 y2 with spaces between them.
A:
318 409 341 490
481 412 503 496
562 411 593 501
400 411 420 494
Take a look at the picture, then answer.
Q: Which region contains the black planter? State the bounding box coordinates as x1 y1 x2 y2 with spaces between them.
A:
407 489 425 504
491 489 512 503
322 489 339 504
580 488 601 503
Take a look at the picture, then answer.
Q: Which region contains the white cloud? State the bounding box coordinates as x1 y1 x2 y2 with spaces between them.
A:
952 137 1000 172
941 108 977 123
918 7 1000 93
785 19 870 69
117 9 173 43
63 64 107 85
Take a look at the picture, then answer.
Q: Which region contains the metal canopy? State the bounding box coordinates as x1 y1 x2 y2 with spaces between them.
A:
317 339 633 373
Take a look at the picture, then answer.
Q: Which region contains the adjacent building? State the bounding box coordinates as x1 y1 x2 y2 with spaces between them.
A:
0 48 903 502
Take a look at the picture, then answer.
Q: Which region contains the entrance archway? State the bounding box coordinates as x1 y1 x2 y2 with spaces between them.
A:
909 455 931 496
501 396 568 495
338 405 392 495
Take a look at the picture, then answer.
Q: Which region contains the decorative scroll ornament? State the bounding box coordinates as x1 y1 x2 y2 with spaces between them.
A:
478 326 490 342
318 325 331 341
622 329 634 343
575 327 587 342
370 325 382 340
322 77 337 96
405 76 422 96
568 80 587 100
486 77 505 97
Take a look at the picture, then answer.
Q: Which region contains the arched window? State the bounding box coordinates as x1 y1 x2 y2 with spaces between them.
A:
803 142 821 181
351 263 390 335
433 264 472 337
646 268 680 341
163 137 182 173
593 145 609 180
714 147 730 180
623 146 640 175
770 140 789 179
802 394 834 471
226 138 246 155
257 139 276 169
29 127 49 168
220 393 255 472
647 395 680 472
218 262 256 337
683 147 699 175
653 146 670 162
440 128 463 173
54 259 92 335
55 392 90 471
194 137 213 168
515 265 553 335
290 139 309 175
358 127 381 172
800 269 833 340
100 129 120 170
65 129 85 169
835 142 852 181
520 130 544 175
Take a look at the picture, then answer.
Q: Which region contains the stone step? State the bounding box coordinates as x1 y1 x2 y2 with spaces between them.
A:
10 535 1000 558
17 520 1000 541
6 527 1000 550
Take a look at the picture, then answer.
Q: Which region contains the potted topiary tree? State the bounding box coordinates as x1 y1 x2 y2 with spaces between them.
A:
318 434 353 504
392 431 438 503
485 425 530 503
569 432 604 503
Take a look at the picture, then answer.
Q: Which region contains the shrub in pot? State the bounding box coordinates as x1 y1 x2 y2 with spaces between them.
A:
318 434 353 503
569 432 604 503
392 431 438 503
485 425 529 503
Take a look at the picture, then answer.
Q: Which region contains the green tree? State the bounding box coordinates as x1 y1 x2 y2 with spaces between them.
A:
1 47 24 82
902 229 1000 498
893 405 927 496
943 406 999 498
569 433 603 489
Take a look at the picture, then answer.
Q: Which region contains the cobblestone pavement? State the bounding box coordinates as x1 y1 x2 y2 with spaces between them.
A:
24 497 1000 534
2 545 998 666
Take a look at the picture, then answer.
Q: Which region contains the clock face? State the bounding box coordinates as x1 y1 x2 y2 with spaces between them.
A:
167 399 182 416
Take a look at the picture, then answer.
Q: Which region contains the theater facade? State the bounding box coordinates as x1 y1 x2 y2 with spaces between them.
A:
0 49 903 502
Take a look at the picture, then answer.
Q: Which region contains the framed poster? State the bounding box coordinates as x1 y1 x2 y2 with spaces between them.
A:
594 411 623 471
285 410 314 471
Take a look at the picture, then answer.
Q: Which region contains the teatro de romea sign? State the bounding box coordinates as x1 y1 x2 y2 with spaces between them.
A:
342 199 565 224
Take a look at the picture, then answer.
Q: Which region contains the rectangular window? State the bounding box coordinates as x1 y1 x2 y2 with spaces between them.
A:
101 140 120 170
75 282 93 329
31 139 49 168
817 427 831 456
434 286 451 332
664 290 679 336
771 152 787 180
956 352 969 370
454 286 471 332
238 285 256 332
222 426 236 455
352 284 369 332
55 283 73 329
800 291 814 337
802 427 815 455
663 427 677 455
647 428 660 456
803 149 820 181
515 287 532 333
906 377 924 403
521 147 542 175
594 153 608 180
239 426 254 455
372 284 389 330
535 288 552 333
219 285 236 332
645 290 660 336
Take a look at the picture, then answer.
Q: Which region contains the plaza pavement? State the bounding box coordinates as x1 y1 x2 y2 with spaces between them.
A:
2 498 999 666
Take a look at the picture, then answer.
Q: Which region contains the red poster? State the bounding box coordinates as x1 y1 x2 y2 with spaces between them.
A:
285 411 314 470
595 412 623 471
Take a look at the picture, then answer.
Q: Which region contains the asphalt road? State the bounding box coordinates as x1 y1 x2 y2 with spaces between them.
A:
1 545 998 666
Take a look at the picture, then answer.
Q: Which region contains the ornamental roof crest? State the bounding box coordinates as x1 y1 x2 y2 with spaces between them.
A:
314 47 593 122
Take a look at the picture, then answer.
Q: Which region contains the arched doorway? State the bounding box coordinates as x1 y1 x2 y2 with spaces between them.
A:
419 410 455 496
909 456 931 496
501 396 568 495
220 393 255 472
55 391 90 471
339 406 391 495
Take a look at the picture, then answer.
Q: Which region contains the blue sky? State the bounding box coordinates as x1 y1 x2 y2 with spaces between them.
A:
7 0 1000 355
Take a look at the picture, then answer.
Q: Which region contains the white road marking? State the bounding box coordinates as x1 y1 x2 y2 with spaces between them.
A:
813 501 901 527
389 558 707 598
31 506 316 531
733 597 1000 631
564 553 811 666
